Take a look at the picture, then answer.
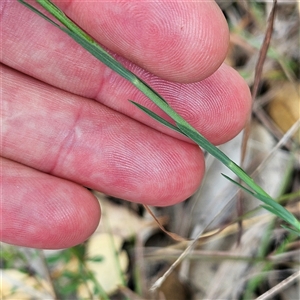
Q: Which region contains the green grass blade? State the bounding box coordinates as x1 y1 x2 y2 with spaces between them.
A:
176 122 236 166
129 101 183 134
258 197 299 228
19 0 300 234
63 30 138 82
222 174 300 230
17 0 61 28
281 225 300 236
177 123 271 196
25 0 170 107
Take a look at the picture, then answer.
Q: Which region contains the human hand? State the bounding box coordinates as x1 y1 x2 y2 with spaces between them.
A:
1 0 251 249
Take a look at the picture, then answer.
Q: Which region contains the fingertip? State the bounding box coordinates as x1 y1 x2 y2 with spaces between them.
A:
159 1 230 83
1 159 101 249
54 0 229 83
203 64 252 144
157 63 251 145
196 64 251 144
38 185 101 249
113 140 206 207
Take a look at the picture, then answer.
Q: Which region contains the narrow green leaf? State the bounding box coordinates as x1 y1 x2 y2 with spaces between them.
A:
222 173 255 194
18 0 61 28
260 205 290 223
281 225 300 236
177 123 233 166
223 174 300 231
27 0 171 108
258 196 299 228
129 101 183 134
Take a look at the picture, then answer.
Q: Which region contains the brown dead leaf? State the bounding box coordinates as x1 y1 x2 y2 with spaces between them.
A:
93 192 151 239
1 269 54 299
268 82 300 141
78 233 129 297
159 269 191 300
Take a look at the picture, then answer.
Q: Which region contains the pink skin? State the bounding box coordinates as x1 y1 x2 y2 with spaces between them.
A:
0 0 251 249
